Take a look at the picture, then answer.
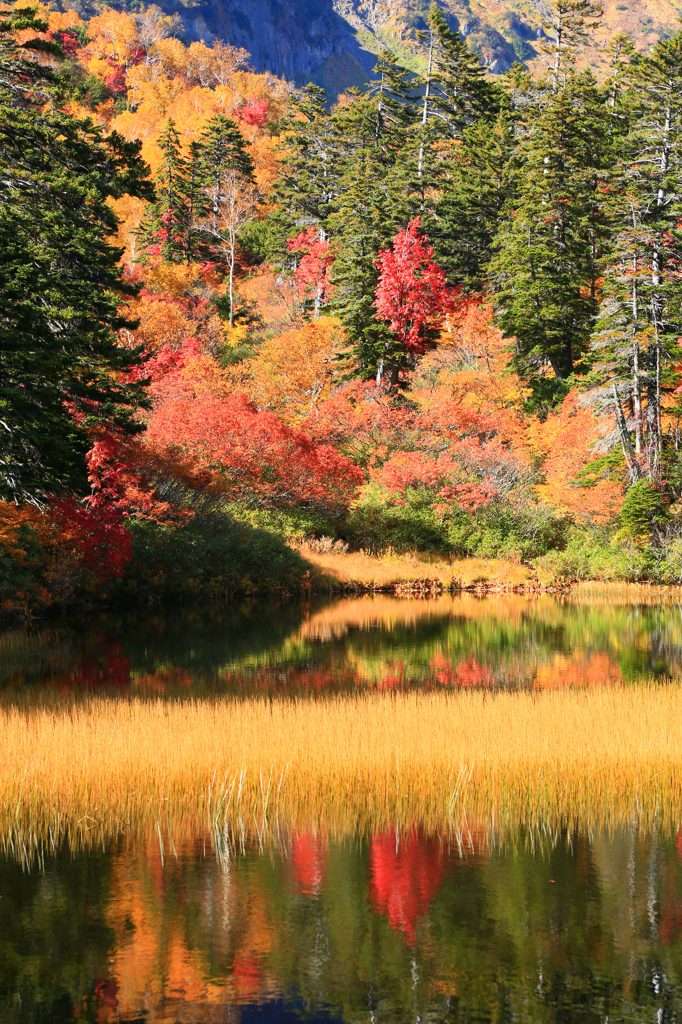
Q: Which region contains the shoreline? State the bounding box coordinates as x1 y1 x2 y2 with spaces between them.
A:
5 544 682 622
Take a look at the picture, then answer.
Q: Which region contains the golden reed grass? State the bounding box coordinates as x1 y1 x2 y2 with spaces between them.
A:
294 545 532 588
2 686 682 860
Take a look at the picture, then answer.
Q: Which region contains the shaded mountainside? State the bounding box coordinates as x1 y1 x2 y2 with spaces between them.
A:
138 0 682 94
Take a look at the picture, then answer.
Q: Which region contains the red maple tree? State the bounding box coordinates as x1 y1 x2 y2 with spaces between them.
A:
374 217 451 355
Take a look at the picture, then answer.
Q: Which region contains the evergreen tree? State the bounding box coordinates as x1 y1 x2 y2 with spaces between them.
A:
143 119 187 263
490 67 608 382
590 32 682 482
430 109 512 290
423 6 501 141
371 49 417 159
197 113 255 238
539 0 604 94
0 9 152 500
330 154 414 383
416 5 505 254
271 83 337 259
195 114 257 323
184 140 207 264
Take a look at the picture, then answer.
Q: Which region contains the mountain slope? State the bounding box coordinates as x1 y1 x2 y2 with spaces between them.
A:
104 0 682 93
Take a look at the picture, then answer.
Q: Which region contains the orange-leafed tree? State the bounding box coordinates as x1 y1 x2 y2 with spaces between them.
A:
530 394 625 524
236 317 345 422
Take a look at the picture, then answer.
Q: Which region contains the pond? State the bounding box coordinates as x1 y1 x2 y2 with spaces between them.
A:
3 593 682 1022
3 826 682 1021
2 591 682 696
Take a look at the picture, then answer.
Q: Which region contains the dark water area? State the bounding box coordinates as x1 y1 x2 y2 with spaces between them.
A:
2 592 682 698
4 594 682 1021
3 826 682 1022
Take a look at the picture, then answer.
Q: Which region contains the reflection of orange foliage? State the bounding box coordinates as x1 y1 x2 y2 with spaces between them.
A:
534 652 622 688
369 830 445 944
104 839 278 1016
299 594 539 642
430 653 495 688
292 832 327 896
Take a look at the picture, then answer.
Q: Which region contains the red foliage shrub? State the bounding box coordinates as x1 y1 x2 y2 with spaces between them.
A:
236 100 269 126
146 391 362 512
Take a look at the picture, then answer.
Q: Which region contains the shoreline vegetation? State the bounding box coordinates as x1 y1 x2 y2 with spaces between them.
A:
6 541 682 622
3 685 682 865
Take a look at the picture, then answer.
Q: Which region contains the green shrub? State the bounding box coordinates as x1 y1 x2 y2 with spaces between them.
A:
112 513 314 603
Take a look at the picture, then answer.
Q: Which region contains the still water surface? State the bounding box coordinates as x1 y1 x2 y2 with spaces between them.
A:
4 594 682 1022
3 592 682 695
3 827 682 1022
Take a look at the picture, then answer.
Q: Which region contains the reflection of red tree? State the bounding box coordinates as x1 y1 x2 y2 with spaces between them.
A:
369 830 445 944
430 653 495 688
658 832 682 946
292 832 326 896
93 977 119 1017
231 952 262 998
659 903 682 946
66 644 132 691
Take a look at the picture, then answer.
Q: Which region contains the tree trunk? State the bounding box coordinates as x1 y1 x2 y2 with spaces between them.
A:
613 382 642 484
633 338 643 455
417 29 435 199
229 247 235 325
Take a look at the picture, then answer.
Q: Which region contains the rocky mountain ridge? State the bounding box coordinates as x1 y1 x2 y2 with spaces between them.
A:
157 0 682 95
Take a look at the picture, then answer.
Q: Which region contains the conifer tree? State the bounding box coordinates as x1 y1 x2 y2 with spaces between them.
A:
330 154 414 383
144 119 187 263
0 7 152 500
489 2 608 387
539 0 604 94
430 110 512 289
416 5 505 249
184 140 207 264
371 49 417 159
272 83 336 253
590 32 682 482
423 6 501 141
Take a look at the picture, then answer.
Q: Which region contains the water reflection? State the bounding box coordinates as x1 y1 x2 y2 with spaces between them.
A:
3 594 682 697
3 827 682 1021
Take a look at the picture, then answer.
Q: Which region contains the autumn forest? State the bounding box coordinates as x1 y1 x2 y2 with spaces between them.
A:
2 0 682 613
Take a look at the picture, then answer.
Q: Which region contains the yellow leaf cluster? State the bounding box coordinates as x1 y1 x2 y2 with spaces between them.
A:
234 317 345 422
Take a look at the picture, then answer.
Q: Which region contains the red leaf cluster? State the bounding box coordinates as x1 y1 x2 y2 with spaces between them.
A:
235 100 269 126
374 217 452 354
287 227 334 306
146 392 362 512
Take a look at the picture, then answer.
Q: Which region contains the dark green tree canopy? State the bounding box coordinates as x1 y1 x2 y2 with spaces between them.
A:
0 8 153 500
